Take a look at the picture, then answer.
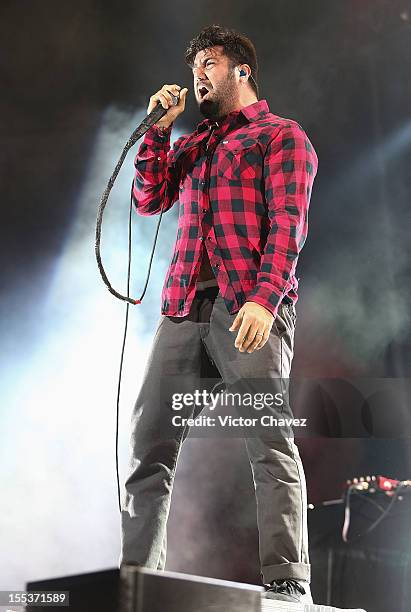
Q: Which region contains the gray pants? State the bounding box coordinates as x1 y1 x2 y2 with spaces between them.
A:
119 287 310 584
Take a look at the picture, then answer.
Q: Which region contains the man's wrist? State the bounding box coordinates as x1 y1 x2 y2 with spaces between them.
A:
156 123 172 132
245 300 275 319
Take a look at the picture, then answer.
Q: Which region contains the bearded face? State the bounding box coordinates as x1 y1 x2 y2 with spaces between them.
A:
192 46 240 120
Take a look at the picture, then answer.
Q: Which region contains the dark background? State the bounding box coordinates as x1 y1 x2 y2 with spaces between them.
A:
1 0 411 607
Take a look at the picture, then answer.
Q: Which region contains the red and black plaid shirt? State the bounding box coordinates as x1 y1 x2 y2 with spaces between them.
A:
132 99 318 318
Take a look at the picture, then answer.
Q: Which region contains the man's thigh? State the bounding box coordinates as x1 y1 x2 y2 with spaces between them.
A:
131 300 222 447
202 295 297 430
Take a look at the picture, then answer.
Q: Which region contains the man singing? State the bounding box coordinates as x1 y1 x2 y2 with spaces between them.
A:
120 25 318 605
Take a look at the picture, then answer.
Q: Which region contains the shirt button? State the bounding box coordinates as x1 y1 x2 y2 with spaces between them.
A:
207 237 211 241
199 237 205 241
202 208 207 213
157 156 161 161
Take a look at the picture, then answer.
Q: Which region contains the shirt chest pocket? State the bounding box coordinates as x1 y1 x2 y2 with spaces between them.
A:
215 140 263 181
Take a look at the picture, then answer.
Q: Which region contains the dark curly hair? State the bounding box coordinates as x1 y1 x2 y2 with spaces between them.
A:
184 25 259 98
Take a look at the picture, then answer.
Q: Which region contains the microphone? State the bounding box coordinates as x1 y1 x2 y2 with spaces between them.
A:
128 90 180 146
148 90 180 125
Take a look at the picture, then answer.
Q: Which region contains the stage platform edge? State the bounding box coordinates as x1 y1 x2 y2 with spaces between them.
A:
120 565 367 612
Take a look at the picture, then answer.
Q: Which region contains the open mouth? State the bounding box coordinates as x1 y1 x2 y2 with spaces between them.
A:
198 85 212 99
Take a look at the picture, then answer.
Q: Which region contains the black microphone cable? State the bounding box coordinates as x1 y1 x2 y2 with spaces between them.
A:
95 91 180 512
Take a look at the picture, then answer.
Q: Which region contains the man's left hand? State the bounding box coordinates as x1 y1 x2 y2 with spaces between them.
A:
229 301 274 353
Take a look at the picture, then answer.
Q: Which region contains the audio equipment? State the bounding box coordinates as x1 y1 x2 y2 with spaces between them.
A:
309 491 411 611
344 474 411 493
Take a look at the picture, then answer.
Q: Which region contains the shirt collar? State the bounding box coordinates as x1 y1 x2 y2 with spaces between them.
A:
195 99 270 134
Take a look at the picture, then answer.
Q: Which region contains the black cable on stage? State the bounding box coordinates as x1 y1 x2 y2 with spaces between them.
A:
95 92 179 512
